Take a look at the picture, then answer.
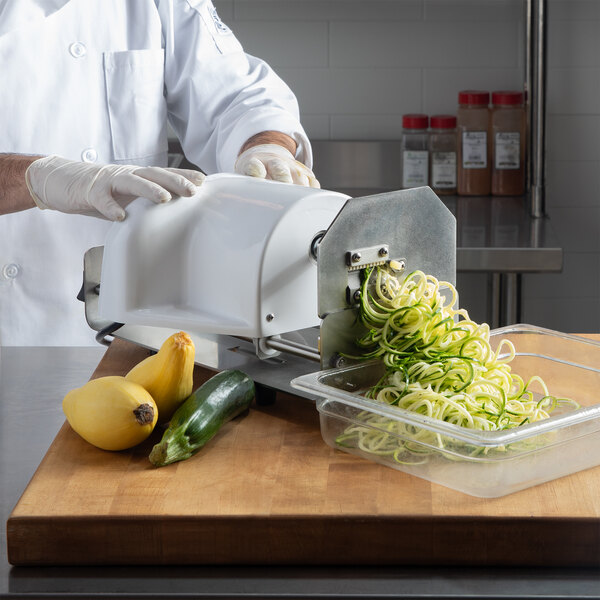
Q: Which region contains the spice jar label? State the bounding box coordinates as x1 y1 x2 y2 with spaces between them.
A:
462 131 487 169
402 150 428 188
431 152 457 188
494 132 520 169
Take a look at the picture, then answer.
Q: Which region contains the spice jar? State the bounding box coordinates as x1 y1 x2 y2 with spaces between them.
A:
457 90 491 196
491 90 526 196
429 114 457 195
401 113 429 189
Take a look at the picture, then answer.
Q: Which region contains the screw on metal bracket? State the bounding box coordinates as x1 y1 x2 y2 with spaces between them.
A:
353 290 362 302
378 247 389 257
266 313 275 322
351 252 362 263
390 259 406 272
330 353 348 368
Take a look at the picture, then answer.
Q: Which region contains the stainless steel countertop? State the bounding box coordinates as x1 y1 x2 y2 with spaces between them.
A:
447 195 561 273
332 190 562 274
310 139 562 275
1 345 599 599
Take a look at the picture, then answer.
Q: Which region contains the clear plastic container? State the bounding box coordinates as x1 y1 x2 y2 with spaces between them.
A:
429 114 457 195
491 90 526 196
401 114 429 189
457 90 491 196
292 325 600 498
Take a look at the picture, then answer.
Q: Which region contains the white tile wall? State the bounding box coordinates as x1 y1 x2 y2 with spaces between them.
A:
547 68 600 115
546 160 600 208
326 115 403 139
232 22 328 67
541 207 600 253
213 0 233 20
214 0 600 333
424 0 523 21
547 116 600 162
524 252 600 299
423 67 523 115
548 19 600 67
221 0 526 141
276 68 423 115
234 1 423 21
546 0 600 21
330 21 520 68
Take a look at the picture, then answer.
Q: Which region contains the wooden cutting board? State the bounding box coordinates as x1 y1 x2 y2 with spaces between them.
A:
7 337 600 567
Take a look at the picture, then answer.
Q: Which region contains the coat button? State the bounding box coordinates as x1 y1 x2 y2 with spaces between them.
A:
81 148 97 163
69 42 87 58
2 263 21 280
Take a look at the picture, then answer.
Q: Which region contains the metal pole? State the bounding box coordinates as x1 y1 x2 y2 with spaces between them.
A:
525 0 533 193
262 337 321 362
501 273 522 326
528 0 547 218
489 273 501 329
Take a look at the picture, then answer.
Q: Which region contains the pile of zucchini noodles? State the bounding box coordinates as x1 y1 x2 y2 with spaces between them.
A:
336 266 578 462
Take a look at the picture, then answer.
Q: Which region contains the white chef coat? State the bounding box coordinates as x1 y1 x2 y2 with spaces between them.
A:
0 0 311 346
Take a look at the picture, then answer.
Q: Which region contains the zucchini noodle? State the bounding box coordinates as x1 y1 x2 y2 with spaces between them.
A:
337 267 579 461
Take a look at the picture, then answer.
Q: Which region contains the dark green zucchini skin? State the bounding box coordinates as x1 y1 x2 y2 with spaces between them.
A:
149 369 255 466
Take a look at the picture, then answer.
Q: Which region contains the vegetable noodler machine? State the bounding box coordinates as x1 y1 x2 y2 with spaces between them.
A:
82 174 456 400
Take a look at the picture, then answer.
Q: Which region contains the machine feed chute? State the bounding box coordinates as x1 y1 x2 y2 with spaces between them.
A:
97 173 349 340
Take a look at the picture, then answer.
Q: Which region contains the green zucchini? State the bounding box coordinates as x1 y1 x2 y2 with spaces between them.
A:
149 369 255 467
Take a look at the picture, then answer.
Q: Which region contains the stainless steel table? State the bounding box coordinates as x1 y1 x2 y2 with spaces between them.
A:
329 189 562 329
448 194 562 328
1 346 598 599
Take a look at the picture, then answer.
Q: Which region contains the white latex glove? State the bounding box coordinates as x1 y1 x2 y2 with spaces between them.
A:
234 144 320 188
25 155 206 221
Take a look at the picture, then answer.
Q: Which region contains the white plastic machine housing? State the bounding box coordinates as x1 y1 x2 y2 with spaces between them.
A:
98 174 349 339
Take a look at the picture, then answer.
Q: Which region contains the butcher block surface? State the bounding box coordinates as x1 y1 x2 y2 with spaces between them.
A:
7 337 600 567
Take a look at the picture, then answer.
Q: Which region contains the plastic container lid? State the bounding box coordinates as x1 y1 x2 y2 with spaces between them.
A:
402 114 429 129
492 90 524 106
458 90 490 106
430 114 457 129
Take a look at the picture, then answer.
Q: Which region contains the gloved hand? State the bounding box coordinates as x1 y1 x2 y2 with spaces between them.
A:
234 144 320 188
25 155 206 221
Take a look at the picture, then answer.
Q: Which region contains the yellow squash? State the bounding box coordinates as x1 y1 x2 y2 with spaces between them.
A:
125 331 195 422
63 376 158 451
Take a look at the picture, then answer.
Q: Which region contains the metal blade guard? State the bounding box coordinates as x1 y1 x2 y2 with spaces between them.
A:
317 186 455 368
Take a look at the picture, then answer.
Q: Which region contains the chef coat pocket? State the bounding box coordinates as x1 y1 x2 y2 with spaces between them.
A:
103 49 168 161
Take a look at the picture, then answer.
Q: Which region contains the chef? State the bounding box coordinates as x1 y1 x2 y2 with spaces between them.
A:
0 0 318 347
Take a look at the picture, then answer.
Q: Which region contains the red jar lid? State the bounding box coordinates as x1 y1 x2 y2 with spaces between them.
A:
492 90 524 105
458 90 490 106
402 113 429 129
430 114 457 129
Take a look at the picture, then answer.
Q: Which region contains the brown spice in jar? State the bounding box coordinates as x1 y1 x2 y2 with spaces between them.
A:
491 90 526 196
457 90 491 196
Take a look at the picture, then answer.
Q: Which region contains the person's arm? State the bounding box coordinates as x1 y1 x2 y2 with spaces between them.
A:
0 154 40 215
1 154 205 221
159 1 314 180
235 131 320 188
239 131 297 156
